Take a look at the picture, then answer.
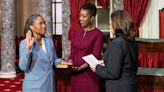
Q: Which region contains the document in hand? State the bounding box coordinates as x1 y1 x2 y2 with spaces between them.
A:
82 54 100 66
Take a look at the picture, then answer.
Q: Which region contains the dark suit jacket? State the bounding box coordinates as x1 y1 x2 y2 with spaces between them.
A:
96 35 139 92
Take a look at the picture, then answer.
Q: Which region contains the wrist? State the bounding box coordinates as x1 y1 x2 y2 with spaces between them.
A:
78 67 82 71
67 59 73 63
79 66 85 70
26 46 31 50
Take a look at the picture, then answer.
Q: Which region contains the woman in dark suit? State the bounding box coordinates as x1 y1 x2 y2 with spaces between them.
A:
90 10 139 92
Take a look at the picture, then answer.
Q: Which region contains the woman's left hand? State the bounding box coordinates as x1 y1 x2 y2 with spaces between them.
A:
90 64 97 72
26 30 34 50
71 66 81 72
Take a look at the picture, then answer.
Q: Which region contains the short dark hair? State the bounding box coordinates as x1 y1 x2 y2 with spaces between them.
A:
111 10 136 40
81 3 97 17
24 14 42 34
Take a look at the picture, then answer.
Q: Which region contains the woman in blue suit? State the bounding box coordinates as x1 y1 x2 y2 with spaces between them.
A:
19 14 71 92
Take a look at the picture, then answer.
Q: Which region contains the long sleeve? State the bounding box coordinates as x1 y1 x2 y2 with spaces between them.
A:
96 41 124 79
18 40 32 72
68 39 75 60
52 47 61 66
92 32 103 59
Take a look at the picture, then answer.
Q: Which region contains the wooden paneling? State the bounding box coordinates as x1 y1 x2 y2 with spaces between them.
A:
136 38 164 52
138 75 164 88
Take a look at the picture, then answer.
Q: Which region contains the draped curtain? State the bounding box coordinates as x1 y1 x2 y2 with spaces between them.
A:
97 0 109 9
68 0 109 40
139 0 164 39
68 0 87 40
124 0 149 37
141 88 164 92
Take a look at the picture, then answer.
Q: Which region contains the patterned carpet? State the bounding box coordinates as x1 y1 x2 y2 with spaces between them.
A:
0 72 70 92
0 73 23 92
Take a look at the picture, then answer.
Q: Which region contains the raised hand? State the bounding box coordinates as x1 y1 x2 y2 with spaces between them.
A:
26 30 34 50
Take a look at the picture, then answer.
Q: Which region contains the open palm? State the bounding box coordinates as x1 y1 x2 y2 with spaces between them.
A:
26 30 34 50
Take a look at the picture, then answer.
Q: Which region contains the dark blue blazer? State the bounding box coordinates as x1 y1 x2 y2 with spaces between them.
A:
96 35 139 92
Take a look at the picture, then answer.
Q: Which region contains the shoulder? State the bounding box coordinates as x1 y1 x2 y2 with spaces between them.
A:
110 36 127 48
44 36 54 44
94 28 103 34
75 27 82 33
91 28 103 38
44 36 52 41
113 36 126 43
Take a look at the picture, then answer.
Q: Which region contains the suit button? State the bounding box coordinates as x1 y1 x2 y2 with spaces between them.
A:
49 57 52 61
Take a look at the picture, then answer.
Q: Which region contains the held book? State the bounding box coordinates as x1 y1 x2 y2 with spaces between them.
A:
56 64 68 68
82 54 100 66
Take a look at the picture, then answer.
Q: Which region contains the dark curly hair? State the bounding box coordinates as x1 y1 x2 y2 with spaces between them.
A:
81 3 97 17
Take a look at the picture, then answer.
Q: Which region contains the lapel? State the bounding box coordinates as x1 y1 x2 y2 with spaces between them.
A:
42 38 54 66
43 37 52 58
33 38 50 62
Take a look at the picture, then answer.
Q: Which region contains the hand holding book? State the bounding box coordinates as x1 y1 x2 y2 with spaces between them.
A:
82 54 105 72
82 54 100 66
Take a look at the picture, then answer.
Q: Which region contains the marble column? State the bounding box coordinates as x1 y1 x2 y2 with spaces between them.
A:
0 0 16 78
62 0 71 59
0 0 2 71
33 0 53 37
0 0 2 32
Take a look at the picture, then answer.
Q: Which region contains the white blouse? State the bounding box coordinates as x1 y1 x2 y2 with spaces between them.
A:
42 38 46 53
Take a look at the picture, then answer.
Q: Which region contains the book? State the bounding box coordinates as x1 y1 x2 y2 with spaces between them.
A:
82 54 100 66
56 64 68 68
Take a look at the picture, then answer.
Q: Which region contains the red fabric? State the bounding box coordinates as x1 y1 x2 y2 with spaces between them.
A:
56 80 71 92
124 0 149 36
68 28 103 92
138 51 164 68
160 12 164 38
141 87 164 92
69 0 109 40
68 0 88 40
97 0 109 9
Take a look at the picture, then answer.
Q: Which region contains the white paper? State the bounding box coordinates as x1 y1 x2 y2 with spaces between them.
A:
82 54 100 66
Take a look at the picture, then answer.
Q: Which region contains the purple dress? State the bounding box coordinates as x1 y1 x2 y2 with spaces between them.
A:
69 27 103 92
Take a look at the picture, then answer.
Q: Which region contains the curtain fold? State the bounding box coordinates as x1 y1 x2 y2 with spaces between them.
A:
138 51 164 68
124 0 149 37
97 0 109 9
160 11 164 38
68 0 87 40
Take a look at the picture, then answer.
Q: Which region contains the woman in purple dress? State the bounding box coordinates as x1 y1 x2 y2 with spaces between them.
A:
68 3 103 92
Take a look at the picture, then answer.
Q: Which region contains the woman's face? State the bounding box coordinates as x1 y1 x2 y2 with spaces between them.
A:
79 9 93 28
31 16 46 36
109 19 115 35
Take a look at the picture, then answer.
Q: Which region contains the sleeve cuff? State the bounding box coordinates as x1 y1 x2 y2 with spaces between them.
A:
55 58 61 66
